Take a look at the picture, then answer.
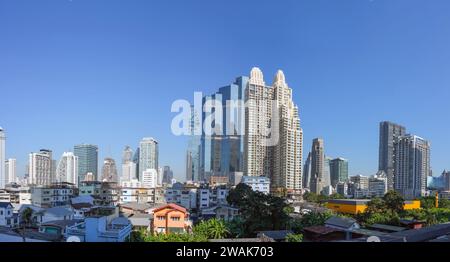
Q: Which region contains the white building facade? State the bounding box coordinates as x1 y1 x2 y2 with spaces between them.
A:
56 152 78 185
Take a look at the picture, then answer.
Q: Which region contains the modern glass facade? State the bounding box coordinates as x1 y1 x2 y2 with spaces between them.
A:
74 144 98 184
330 157 349 187
199 76 247 182
139 137 158 182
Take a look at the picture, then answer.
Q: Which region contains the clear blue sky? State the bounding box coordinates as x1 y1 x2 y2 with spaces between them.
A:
1 0 449 181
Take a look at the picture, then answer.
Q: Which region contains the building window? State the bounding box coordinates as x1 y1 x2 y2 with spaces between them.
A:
171 217 181 221
157 216 165 221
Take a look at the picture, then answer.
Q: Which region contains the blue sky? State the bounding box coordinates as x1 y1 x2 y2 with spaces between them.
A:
1 0 449 181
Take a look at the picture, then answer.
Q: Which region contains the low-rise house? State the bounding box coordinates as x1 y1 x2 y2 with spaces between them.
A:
325 216 360 231
127 213 152 231
257 230 294 242
65 207 132 242
0 202 18 228
35 207 74 225
71 203 94 219
0 226 48 242
39 219 82 241
200 205 239 221
151 203 191 234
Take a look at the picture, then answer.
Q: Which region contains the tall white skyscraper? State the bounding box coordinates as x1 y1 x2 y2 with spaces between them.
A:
142 168 157 188
244 68 303 195
29 149 53 186
5 158 17 184
0 127 5 188
394 135 430 199
139 137 158 182
56 152 79 185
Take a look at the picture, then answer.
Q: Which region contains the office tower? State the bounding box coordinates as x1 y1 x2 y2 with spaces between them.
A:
5 158 17 184
29 149 53 186
139 137 158 182
157 167 163 186
200 76 247 182
0 127 5 188
74 144 98 183
121 161 136 183
186 105 201 182
162 166 173 184
303 152 312 189
56 152 79 185
330 158 349 187
310 138 325 194
133 147 140 180
142 169 157 188
350 175 369 189
394 135 430 199
121 146 135 183
369 173 388 198
379 121 406 190
122 146 133 164
102 157 118 183
322 156 332 188
244 68 303 194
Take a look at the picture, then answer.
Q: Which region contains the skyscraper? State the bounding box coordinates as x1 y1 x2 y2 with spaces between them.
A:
133 147 140 180
29 149 53 186
186 105 201 182
244 68 303 194
102 157 118 183
330 158 349 187
122 146 133 164
121 146 135 183
142 169 157 189
394 135 430 199
0 127 5 188
139 137 158 182
200 76 247 182
5 158 17 185
303 152 312 190
56 152 79 185
310 138 325 194
74 144 98 183
162 166 173 184
379 121 406 190
271 70 303 194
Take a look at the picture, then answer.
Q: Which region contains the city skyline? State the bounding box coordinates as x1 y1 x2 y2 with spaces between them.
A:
1 0 450 181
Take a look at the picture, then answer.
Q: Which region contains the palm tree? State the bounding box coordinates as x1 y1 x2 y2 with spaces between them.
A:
207 219 229 239
20 207 33 242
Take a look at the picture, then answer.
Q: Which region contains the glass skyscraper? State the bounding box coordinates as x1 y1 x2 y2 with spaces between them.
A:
199 76 248 182
74 144 98 184
330 157 349 187
139 137 158 182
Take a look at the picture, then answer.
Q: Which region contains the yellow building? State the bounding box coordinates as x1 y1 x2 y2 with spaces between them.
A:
326 199 421 215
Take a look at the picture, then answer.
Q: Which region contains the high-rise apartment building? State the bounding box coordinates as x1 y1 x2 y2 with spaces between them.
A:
244 68 303 194
74 144 98 183
379 121 406 190
28 149 53 186
102 157 118 183
121 146 135 183
0 127 5 188
394 135 430 199
5 158 17 185
310 138 325 194
142 169 158 189
56 152 78 185
303 152 312 190
139 137 158 182
330 158 349 187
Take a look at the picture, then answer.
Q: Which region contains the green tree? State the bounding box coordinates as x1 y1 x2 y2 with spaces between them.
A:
194 219 229 239
286 233 303 242
225 217 245 238
227 184 293 236
383 190 404 213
